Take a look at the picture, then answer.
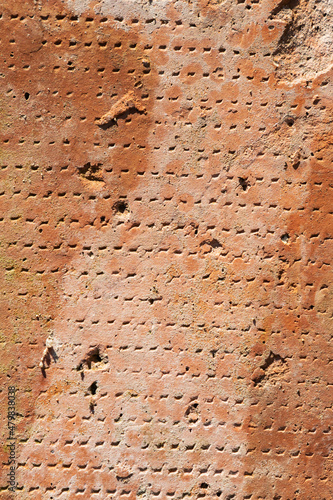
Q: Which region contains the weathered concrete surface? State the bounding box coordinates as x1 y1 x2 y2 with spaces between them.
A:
0 0 332 498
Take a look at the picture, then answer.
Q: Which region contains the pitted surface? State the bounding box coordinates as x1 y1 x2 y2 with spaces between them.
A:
0 1 332 499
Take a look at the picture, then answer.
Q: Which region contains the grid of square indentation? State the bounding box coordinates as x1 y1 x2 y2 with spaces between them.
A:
0 1 332 499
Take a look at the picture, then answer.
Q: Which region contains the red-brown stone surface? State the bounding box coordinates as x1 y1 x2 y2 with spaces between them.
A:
0 0 332 499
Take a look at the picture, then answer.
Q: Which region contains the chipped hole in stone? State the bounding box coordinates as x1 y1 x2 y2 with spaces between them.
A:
77 346 108 373
24 92 30 100
100 215 109 226
252 351 287 386
238 177 249 191
78 162 103 182
209 238 221 248
113 200 128 214
285 117 295 127
88 381 98 395
281 233 289 243
185 402 199 418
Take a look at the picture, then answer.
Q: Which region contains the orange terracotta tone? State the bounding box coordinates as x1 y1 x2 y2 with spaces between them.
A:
0 0 332 499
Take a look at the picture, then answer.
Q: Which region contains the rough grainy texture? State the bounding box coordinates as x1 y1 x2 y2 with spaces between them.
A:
0 0 332 499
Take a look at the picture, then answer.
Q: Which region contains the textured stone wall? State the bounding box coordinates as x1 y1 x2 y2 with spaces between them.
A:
0 0 332 499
